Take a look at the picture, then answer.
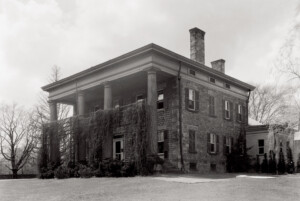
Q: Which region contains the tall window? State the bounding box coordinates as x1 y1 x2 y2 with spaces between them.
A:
209 96 215 116
157 131 164 154
258 139 264 154
188 89 196 110
237 104 242 121
157 90 164 109
209 133 217 153
189 130 196 153
225 100 230 119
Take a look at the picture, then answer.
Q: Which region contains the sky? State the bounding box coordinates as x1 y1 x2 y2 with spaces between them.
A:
0 0 299 107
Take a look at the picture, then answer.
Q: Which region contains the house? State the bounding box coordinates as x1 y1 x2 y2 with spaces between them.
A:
246 121 297 171
42 28 255 173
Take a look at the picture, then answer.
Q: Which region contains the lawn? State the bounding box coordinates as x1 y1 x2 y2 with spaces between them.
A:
0 173 299 201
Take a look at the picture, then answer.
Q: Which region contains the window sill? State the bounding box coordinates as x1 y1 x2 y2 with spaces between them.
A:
209 152 218 155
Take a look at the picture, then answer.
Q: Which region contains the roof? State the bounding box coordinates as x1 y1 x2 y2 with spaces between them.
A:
247 125 269 133
42 43 255 92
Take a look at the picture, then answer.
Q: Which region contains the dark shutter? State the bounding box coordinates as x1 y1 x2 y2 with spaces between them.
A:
229 102 233 121
223 136 226 155
231 137 234 152
189 130 196 153
222 100 225 119
211 96 215 116
235 104 239 122
216 135 219 153
242 106 246 123
207 133 210 154
195 90 199 112
164 130 169 159
185 88 189 110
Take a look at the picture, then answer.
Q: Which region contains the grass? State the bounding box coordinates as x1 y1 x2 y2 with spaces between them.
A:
0 173 299 201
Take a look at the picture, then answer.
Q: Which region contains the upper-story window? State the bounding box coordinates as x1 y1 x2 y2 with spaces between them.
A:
188 89 196 110
136 94 144 102
189 69 196 76
157 90 164 109
209 77 216 83
237 104 242 121
224 100 230 119
209 96 215 116
225 83 231 89
258 139 264 154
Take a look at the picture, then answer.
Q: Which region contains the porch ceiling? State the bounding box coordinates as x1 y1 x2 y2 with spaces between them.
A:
56 69 174 104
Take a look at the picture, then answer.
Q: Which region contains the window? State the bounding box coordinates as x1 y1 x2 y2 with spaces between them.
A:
188 89 196 110
225 100 230 119
136 94 144 102
190 163 197 171
225 137 232 154
237 104 242 121
209 96 215 116
209 77 216 83
209 133 217 153
113 138 124 160
258 139 264 154
225 83 231 89
280 141 283 152
113 99 120 108
189 130 196 153
157 90 164 109
157 131 164 154
189 69 196 76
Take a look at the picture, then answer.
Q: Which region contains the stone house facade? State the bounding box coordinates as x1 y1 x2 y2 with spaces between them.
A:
42 28 254 173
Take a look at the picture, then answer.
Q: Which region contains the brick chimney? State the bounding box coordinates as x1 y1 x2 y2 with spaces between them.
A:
211 59 225 73
189 27 205 64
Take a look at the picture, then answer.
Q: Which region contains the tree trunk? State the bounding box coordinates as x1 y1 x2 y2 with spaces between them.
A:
12 169 18 179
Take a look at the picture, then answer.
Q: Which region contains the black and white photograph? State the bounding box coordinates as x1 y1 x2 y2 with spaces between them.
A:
0 0 300 200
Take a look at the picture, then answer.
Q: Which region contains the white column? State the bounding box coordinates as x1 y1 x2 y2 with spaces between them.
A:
104 82 112 110
147 68 158 155
49 100 57 122
77 91 85 116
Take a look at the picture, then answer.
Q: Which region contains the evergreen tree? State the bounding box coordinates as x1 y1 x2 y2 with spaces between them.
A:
278 150 286 174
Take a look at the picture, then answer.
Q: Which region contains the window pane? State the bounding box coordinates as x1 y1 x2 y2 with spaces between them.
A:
158 142 164 153
189 89 194 101
258 140 264 147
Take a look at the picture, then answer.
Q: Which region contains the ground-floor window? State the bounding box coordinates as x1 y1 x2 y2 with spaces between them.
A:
113 137 124 160
157 131 164 154
258 139 264 155
224 136 233 155
208 133 217 153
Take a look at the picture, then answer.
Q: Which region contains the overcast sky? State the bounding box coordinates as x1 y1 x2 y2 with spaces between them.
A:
0 0 299 107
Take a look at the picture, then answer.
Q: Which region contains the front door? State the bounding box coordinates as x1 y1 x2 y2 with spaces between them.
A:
113 138 124 160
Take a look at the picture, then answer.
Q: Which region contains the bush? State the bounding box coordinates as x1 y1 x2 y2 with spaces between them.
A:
39 167 54 179
121 162 136 177
54 166 70 179
278 150 286 174
78 165 94 178
261 154 268 173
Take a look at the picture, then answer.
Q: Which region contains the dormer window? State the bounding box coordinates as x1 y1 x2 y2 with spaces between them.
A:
189 69 196 76
209 77 216 83
225 83 231 89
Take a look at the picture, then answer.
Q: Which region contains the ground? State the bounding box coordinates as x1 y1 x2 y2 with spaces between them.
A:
0 173 299 201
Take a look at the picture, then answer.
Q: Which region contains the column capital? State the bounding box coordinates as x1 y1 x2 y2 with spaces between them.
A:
103 81 112 88
143 67 161 74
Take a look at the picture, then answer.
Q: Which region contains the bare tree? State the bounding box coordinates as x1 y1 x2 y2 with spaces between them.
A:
249 83 296 125
0 104 38 178
34 65 71 126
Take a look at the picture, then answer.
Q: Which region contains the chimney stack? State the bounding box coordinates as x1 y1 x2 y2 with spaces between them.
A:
211 59 225 73
189 27 205 64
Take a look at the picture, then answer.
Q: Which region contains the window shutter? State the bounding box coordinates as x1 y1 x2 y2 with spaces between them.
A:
207 133 210 154
223 136 226 155
216 135 219 153
235 104 239 122
229 102 233 121
189 130 196 153
222 100 225 119
185 88 189 110
231 137 234 151
164 130 169 159
211 96 215 116
242 106 246 123
195 90 199 112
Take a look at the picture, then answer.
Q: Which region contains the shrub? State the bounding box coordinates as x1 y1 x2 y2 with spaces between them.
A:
39 167 54 179
268 151 276 174
121 162 136 177
78 165 94 178
278 150 286 174
261 153 268 173
54 166 70 179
